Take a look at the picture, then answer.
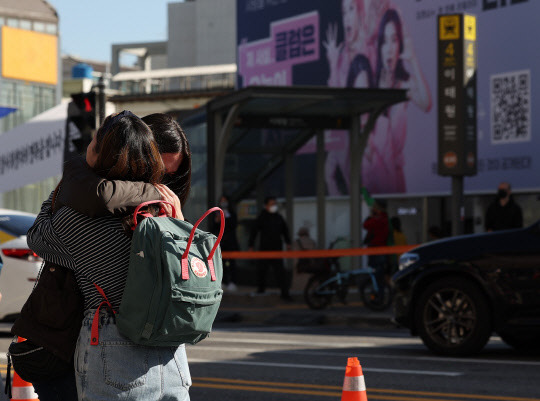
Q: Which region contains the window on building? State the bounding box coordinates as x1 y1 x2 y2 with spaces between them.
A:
2 176 61 214
0 81 57 135
19 19 31 30
0 17 5 26
33 21 45 32
0 79 59 213
7 18 18 28
45 23 57 34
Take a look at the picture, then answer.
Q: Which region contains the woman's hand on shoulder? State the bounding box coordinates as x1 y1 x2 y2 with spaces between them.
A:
155 184 184 220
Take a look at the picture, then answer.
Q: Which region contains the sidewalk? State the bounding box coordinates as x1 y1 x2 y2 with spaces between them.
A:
216 285 396 329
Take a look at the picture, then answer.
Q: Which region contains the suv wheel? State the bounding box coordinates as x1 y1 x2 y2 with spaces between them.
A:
415 277 491 355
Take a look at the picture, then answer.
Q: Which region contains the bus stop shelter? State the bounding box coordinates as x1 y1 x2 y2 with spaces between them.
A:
185 85 407 251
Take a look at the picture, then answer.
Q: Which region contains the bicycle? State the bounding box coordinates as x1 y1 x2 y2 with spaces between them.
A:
303 258 393 311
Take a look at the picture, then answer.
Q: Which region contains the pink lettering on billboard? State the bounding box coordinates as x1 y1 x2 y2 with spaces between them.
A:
238 11 319 86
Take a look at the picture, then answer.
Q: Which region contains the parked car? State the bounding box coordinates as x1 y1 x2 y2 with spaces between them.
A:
0 209 41 321
392 221 540 355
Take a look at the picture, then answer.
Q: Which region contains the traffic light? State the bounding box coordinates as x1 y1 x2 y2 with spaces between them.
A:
64 91 96 162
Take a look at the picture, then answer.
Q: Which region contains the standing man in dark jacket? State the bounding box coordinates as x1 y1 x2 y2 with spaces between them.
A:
485 182 523 231
249 197 292 300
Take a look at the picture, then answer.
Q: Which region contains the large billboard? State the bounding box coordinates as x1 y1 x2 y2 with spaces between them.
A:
237 0 538 196
1 26 58 85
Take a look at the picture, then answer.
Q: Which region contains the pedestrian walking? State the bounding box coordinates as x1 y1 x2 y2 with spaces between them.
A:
485 182 523 231
249 197 293 301
26 111 192 401
213 195 239 291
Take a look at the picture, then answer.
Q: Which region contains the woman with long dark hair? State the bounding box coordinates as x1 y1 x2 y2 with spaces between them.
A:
362 8 431 194
346 53 374 88
324 0 367 88
56 113 192 219
142 113 192 208
27 111 192 400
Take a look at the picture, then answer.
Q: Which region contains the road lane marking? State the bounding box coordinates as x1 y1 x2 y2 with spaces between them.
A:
199 337 540 367
284 350 540 367
202 337 376 347
194 377 540 401
197 376 341 390
193 382 341 398
191 346 540 367
193 382 475 401
188 358 463 376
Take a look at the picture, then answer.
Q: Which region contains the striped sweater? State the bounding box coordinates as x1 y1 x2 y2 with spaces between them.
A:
27 192 132 311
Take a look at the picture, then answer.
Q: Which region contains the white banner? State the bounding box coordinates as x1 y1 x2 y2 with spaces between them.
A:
0 102 73 193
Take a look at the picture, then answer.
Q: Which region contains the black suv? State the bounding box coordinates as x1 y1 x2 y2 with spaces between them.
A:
392 221 540 355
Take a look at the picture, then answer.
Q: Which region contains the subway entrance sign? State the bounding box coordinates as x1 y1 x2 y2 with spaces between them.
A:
438 14 477 176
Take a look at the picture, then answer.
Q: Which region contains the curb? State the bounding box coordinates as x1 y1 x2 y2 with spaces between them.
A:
216 289 395 329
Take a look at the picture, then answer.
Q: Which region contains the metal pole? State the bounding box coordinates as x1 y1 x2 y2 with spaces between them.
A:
285 153 295 273
451 175 464 236
97 76 106 127
422 197 429 243
350 115 361 269
256 181 264 215
316 130 326 249
285 153 295 240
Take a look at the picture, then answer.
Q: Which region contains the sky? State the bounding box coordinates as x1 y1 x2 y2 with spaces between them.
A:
48 0 179 62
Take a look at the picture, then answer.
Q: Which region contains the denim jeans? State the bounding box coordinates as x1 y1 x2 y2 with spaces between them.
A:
75 310 191 401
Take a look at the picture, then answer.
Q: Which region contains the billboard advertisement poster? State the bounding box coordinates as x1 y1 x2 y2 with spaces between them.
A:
237 0 537 196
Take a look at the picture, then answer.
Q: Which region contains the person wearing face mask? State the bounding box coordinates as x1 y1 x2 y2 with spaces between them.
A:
248 197 292 301
485 182 523 232
213 195 239 291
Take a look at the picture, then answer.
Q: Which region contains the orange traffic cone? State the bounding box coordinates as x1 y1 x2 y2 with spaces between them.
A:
11 371 39 401
341 357 367 401
7 337 39 401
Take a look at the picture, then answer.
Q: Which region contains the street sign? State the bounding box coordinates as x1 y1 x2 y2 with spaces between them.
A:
437 14 477 176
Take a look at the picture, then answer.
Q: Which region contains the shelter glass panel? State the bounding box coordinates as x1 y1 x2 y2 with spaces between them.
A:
182 118 208 225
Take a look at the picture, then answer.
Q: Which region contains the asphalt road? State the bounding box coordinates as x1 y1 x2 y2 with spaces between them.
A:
186 325 540 400
0 323 539 401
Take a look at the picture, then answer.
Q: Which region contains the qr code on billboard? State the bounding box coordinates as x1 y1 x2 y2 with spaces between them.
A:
491 70 531 144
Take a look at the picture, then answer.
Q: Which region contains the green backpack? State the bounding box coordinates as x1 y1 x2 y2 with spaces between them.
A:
91 202 224 346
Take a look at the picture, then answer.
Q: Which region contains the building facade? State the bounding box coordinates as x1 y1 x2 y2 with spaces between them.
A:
0 0 61 211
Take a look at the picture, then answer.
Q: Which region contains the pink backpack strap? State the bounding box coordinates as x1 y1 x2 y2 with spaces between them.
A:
90 283 117 345
132 200 177 230
181 207 225 281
